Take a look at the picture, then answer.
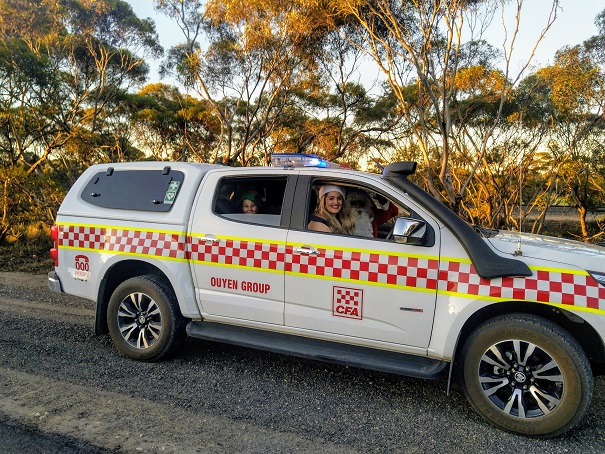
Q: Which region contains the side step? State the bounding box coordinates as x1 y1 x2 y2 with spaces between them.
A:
186 321 447 379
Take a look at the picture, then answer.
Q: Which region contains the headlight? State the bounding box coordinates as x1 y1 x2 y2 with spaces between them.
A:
588 271 605 287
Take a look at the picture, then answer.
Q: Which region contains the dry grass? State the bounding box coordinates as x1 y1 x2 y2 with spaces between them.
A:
0 224 54 273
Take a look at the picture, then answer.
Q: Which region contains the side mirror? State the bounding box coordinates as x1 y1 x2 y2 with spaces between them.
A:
393 217 426 245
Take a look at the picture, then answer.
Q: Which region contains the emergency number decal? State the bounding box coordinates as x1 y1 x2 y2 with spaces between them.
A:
71 254 90 281
333 286 363 319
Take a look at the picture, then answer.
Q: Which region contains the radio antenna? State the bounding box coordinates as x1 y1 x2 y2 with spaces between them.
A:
372 157 384 171
515 156 524 256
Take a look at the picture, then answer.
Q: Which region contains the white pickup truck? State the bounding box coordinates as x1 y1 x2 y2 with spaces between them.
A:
48 154 605 437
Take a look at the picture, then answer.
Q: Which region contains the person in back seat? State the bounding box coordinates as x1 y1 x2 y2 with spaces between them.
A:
240 191 262 214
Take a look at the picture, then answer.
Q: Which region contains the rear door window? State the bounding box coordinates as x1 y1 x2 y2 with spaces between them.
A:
213 176 288 227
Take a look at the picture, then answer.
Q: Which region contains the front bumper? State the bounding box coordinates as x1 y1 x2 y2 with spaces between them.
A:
47 271 63 293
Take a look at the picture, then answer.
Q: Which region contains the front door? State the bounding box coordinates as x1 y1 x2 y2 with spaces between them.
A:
284 178 440 347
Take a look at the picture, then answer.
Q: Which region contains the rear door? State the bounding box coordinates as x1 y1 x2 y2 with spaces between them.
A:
189 169 296 325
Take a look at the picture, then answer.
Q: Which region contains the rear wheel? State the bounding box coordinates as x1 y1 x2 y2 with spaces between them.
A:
460 313 593 437
107 275 186 361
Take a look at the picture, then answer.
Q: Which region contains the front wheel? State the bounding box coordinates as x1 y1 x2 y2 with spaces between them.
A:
107 275 186 361
460 313 593 437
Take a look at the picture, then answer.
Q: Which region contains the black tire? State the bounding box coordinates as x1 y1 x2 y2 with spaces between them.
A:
460 313 593 437
107 275 187 361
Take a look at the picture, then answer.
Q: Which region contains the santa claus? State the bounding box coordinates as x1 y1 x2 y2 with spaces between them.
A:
345 189 399 238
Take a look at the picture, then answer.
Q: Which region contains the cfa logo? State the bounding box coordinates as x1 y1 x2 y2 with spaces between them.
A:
332 286 363 320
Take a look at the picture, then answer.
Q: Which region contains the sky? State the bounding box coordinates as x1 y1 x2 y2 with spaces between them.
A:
125 0 603 85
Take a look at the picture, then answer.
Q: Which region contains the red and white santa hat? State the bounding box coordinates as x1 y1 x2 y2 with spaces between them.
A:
319 184 346 199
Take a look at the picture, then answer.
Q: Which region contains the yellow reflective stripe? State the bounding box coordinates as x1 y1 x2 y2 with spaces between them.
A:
191 260 283 274
59 244 189 263
58 224 604 315
287 241 440 260
441 288 605 315
56 221 185 236
285 270 438 293
440 255 472 264
528 265 589 276
189 232 288 246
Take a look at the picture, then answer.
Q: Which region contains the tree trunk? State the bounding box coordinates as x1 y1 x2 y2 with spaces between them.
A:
577 205 588 240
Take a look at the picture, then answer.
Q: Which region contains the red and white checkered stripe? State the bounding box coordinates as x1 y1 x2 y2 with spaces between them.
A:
287 249 440 290
440 261 605 310
188 237 285 270
59 225 186 259
59 225 605 311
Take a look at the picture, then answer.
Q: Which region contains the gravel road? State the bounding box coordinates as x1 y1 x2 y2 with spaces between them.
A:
1 271 604 453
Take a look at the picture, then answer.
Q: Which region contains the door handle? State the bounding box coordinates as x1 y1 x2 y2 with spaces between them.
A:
293 246 320 256
203 235 220 244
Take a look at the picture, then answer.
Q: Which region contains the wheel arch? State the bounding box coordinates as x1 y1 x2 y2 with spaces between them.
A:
95 260 178 335
452 301 605 376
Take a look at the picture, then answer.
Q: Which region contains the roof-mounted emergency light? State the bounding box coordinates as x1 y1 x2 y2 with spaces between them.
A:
270 153 345 169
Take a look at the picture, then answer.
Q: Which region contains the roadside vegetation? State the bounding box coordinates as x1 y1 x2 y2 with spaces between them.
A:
1 0 604 264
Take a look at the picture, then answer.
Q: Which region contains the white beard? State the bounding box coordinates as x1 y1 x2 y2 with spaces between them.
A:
351 208 374 237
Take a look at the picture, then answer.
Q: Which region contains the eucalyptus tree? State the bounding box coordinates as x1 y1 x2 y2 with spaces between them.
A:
0 0 161 239
155 0 399 167
332 0 559 215
283 29 401 168
583 8 605 68
155 0 330 165
537 43 605 239
0 0 161 175
0 38 52 167
128 83 220 162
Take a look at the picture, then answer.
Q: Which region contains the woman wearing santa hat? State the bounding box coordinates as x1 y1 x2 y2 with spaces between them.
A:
308 184 355 235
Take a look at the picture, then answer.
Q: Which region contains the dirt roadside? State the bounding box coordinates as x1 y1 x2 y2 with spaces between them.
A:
1 271 605 453
0 272 353 453
0 367 350 453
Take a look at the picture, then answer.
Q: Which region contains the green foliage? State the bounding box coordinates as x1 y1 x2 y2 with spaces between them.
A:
0 0 604 255
128 83 220 162
0 166 65 243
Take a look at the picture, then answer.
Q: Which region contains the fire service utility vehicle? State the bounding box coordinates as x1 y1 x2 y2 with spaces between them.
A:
48 154 605 437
